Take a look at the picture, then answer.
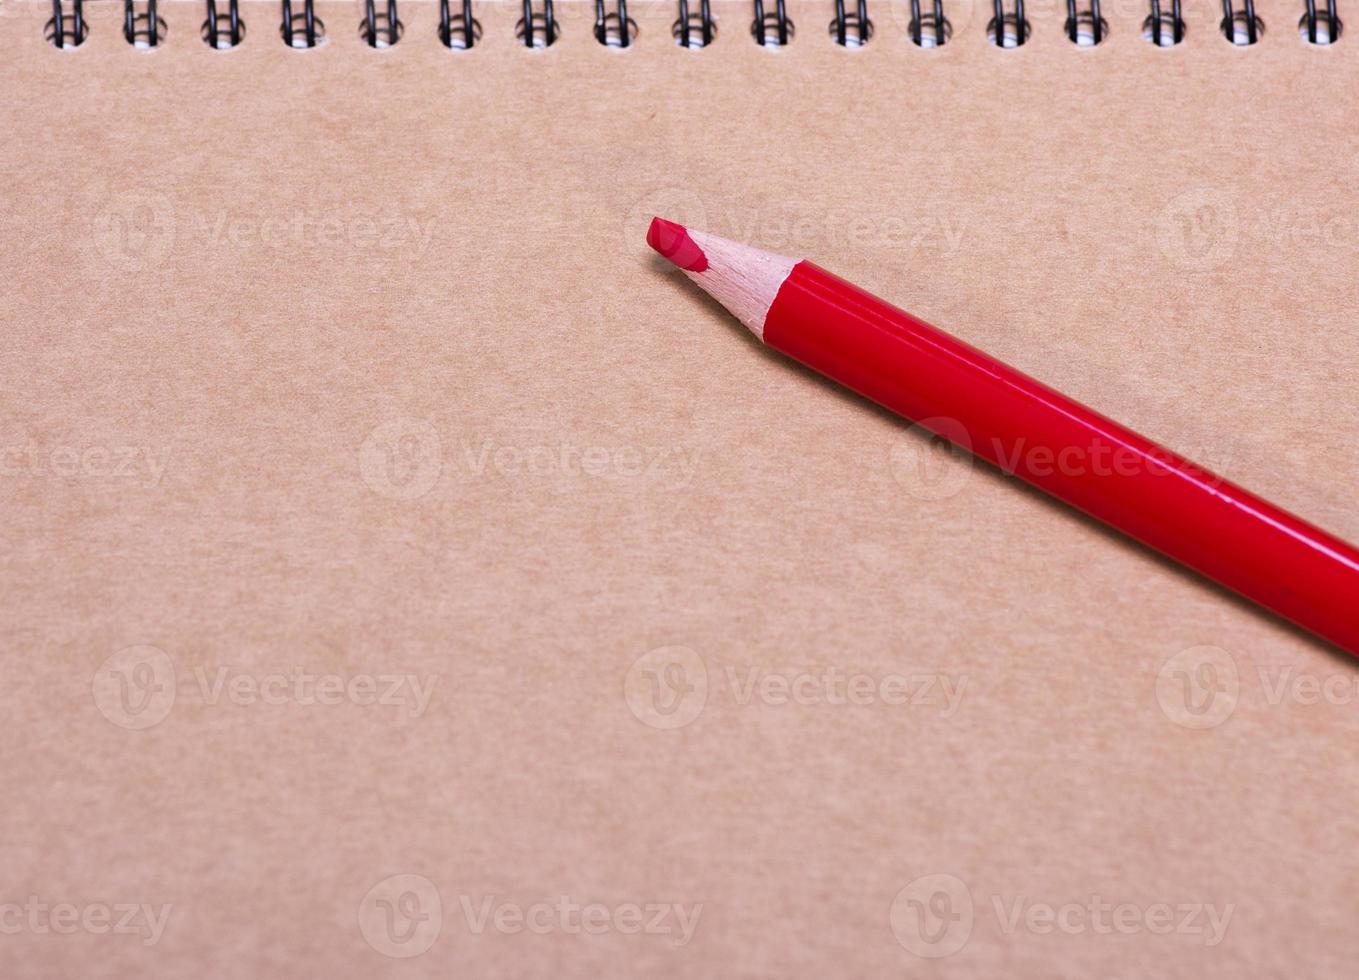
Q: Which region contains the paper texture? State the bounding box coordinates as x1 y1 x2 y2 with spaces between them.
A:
2 0 1357 975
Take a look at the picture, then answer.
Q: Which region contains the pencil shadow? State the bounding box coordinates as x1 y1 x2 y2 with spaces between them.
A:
651 259 1353 667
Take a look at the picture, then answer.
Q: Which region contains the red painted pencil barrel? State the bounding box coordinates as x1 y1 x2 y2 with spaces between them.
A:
766 262 1359 656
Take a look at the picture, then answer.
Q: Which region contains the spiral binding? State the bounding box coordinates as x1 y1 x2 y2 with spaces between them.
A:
31 0 1349 50
830 0 871 45
47 0 86 48
1066 0 1104 43
440 0 480 47
203 0 243 48
753 0 792 46
1220 0 1261 42
124 0 165 47
1302 0 1340 40
282 0 322 46
1145 0 1185 45
361 0 401 45
988 0 1028 45
595 0 636 45
674 0 714 46
909 0 949 46
518 0 558 46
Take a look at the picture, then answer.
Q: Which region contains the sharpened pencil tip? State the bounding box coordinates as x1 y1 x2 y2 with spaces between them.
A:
646 217 709 273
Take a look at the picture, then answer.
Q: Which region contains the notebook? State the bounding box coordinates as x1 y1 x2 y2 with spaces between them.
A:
4 0 1357 974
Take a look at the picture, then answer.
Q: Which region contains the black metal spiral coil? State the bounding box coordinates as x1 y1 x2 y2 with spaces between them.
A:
518 0 559 46
1065 0 1105 42
1301 0 1340 41
674 0 715 46
909 0 950 46
830 0 871 44
203 0 243 48
752 0 792 45
1144 0 1184 44
124 0 166 47
282 0 322 47
47 0 87 48
361 0 402 46
595 0 637 45
1220 0 1262 42
440 0 480 48
988 0 1028 45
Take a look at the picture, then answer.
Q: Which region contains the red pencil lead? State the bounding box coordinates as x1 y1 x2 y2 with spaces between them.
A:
646 217 708 272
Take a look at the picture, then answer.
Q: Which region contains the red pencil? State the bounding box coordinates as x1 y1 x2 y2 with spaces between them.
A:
647 217 1359 657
